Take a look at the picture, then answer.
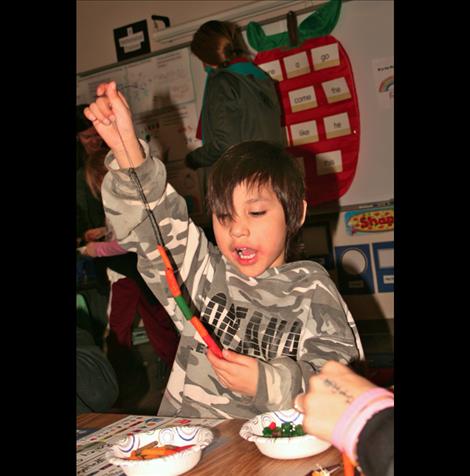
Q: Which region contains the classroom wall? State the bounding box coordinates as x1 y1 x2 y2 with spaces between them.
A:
77 0 394 345
77 0 280 73
301 204 393 313
299 203 394 357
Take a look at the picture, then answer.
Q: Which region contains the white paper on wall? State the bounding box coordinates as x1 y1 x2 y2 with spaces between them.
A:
372 57 394 110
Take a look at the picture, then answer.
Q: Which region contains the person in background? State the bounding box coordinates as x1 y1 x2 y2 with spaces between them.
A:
76 326 119 414
185 20 283 177
77 104 106 169
77 104 109 244
77 105 178 411
79 148 180 369
83 81 363 419
294 361 394 476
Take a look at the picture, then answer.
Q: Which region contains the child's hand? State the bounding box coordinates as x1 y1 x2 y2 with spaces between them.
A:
84 242 98 257
206 348 258 397
84 81 144 169
84 226 107 242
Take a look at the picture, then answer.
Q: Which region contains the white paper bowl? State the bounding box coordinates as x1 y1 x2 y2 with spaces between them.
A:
240 409 331 460
106 425 214 476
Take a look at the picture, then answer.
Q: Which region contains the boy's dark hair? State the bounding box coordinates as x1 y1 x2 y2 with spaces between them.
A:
207 141 305 259
191 20 250 67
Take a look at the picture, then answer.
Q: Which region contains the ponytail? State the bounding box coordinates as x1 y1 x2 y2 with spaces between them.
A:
191 20 250 67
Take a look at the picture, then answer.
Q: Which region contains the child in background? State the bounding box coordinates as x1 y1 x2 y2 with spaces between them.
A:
76 105 109 243
76 103 106 171
84 81 364 419
79 148 179 369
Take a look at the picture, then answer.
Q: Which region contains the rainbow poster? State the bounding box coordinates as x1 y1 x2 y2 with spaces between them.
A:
372 57 394 109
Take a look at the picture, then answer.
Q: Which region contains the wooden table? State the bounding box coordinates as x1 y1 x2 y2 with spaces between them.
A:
77 413 345 476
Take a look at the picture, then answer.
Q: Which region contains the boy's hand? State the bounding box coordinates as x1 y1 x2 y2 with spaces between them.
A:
84 81 144 169
206 348 258 397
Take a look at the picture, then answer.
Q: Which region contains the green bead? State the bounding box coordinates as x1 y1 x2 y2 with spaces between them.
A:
262 427 273 436
294 424 305 436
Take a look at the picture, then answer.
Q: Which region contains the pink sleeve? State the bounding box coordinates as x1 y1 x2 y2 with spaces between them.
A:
93 240 128 257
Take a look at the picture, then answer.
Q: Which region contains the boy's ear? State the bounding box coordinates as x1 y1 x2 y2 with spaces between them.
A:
300 200 307 226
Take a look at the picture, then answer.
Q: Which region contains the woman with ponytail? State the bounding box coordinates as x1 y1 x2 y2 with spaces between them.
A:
185 20 283 174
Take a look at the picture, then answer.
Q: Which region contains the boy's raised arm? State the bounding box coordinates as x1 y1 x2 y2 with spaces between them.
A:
84 81 144 169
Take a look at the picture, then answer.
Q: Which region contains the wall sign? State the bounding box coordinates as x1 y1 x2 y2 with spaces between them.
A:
114 20 150 62
345 207 394 235
372 57 394 110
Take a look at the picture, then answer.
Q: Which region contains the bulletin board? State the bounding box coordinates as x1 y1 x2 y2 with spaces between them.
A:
77 0 393 217
77 47 208 223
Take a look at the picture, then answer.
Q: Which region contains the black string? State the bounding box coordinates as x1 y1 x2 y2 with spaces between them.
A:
128 167 165 248
113 126 165 250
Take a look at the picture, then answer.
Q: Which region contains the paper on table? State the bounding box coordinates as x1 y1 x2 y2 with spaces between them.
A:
77 415 226 476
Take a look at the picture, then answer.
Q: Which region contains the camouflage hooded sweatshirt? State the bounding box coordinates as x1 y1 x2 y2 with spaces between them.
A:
102 140 364 419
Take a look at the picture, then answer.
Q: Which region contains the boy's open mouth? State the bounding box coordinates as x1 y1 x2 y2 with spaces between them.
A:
235 247 256 260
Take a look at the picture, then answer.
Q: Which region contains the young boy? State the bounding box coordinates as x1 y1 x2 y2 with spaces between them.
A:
85 81 364 419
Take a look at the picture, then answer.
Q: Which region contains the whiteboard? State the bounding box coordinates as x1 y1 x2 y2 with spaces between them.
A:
77 0 393 212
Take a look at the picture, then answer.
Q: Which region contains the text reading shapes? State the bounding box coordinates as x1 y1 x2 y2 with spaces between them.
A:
345 208 394 235
334 244 375 295
372 241 394 293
